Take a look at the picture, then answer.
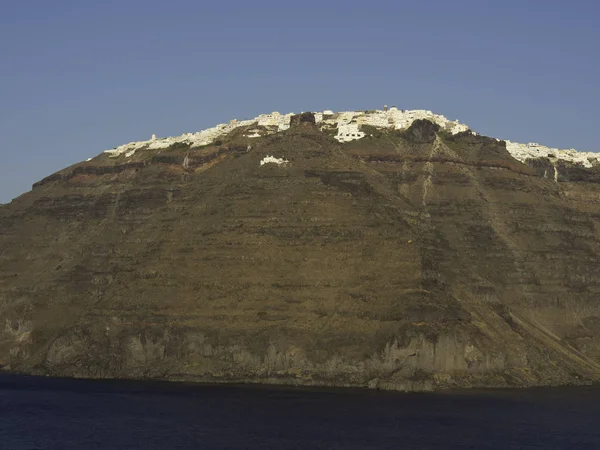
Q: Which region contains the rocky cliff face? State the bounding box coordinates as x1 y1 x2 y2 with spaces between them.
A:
2 113 600 391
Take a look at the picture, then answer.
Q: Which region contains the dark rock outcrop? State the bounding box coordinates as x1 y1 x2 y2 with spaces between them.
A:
398 119 440 143
290 112 316 126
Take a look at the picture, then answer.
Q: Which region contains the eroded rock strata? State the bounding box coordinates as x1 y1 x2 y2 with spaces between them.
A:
2 111 600 391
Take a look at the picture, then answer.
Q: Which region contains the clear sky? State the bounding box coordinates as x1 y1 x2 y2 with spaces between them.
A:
1 0 599 203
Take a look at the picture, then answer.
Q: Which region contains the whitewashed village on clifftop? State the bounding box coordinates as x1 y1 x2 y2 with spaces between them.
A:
103 107 600 169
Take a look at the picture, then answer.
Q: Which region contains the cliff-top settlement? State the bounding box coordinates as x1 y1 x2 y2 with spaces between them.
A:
104 107 600 168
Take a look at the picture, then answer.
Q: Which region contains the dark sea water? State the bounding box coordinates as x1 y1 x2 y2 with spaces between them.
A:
1 375 599 449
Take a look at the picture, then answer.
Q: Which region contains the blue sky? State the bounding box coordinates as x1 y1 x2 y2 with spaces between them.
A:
1 0 599 203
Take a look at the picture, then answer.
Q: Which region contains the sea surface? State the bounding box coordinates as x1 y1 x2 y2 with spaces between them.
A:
1 375 599 449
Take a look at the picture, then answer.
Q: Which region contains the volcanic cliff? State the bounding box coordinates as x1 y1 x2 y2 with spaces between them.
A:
2 108 600 391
